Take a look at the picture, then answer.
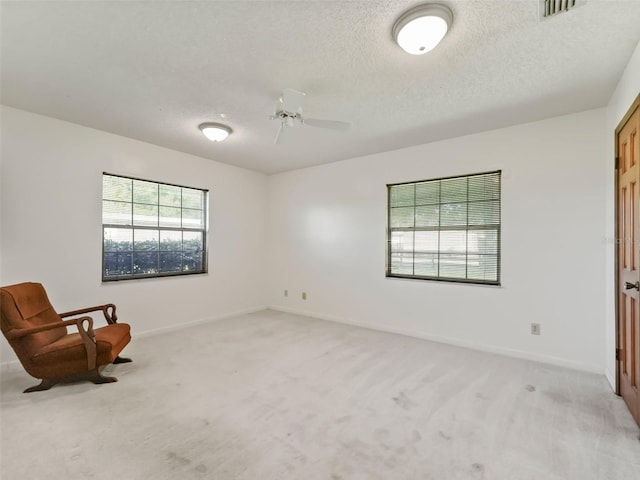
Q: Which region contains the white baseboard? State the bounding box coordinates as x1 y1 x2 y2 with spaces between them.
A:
0 306 268 368
2 305 605 375
605 368 616 392
268 305 604 375
0 358 21 371
134 305 268 339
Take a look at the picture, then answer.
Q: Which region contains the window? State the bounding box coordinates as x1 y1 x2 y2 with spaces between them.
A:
387 171 501 285
102 173 208 281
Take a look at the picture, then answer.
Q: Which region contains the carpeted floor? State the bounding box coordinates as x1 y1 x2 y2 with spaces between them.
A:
1 309 639 480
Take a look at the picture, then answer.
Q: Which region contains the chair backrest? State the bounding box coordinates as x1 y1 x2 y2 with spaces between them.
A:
0 282 66 363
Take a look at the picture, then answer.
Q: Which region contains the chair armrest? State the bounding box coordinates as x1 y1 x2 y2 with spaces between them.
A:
6 316 98 370
5 318 80 340
59 303 118 324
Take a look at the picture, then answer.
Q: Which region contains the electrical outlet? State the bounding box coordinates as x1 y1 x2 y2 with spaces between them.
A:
302 292 307 300
284 289 288 297
531 323 541 335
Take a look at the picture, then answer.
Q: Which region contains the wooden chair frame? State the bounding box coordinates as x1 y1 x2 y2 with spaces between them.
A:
3 301 131 393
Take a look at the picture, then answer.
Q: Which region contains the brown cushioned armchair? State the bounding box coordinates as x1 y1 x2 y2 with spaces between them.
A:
0 282 132 392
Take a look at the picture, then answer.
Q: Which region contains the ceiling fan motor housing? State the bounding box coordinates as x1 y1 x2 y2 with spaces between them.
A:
277 110 300 127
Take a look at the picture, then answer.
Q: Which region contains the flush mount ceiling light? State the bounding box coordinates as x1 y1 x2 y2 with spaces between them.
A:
392 3 453 55
198 122 232 142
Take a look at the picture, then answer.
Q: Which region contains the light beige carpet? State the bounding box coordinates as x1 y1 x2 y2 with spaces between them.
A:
1 309 639 479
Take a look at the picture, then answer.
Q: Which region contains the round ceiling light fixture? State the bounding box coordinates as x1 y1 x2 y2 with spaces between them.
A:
198 122 232 142
392 3 453 55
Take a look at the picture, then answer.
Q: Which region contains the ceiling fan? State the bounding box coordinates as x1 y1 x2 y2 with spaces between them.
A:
269 89 350 144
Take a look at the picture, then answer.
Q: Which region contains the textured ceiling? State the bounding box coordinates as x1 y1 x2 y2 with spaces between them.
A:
2 0 640 174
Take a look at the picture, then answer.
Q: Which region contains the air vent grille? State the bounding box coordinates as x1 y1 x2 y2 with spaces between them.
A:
541 0 585 18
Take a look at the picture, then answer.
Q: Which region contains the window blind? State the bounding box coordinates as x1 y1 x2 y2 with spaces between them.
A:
387 171 501 285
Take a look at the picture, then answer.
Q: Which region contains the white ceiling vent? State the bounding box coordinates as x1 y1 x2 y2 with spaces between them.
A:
541 0 586 19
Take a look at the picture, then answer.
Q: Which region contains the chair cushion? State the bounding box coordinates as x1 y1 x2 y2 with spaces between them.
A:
2 282 52 320
29 323 131 379
0 283 67 358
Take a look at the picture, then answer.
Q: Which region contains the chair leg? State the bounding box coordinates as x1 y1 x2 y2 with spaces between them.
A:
24 379 57 393
22 369 118 393
87 369 118 384
113 356 132 364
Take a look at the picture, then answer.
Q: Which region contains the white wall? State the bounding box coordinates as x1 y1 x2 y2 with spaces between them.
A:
0 106 268 363
4 72 632 377
267 108 608 373
604 40 640 388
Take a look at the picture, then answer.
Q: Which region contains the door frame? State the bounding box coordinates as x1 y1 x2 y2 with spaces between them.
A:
615 92 640 395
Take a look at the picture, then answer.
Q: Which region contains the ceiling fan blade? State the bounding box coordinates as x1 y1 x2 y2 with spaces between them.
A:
274 123 291 144
303 118 351 131
281 88 306 114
